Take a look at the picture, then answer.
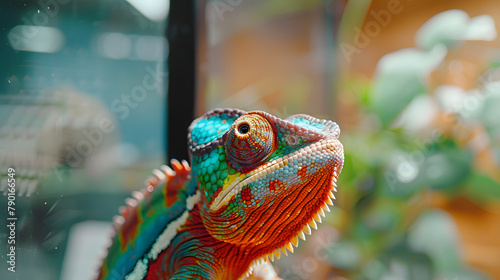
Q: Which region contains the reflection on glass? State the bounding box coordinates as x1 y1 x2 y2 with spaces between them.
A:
0 1 167 279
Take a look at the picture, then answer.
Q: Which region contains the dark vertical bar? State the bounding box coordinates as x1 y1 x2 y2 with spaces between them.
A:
324 0 343 119
166 0 196 162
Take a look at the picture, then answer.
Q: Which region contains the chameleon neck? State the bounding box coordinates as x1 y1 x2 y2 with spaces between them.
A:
146 203 265 280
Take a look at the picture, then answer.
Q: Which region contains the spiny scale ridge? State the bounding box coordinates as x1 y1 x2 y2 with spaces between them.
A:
111 159 191 234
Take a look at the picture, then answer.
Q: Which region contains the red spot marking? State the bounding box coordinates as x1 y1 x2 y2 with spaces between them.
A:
241 188 253 205
268 179 284 193
119 211 140 251
298 165 308 179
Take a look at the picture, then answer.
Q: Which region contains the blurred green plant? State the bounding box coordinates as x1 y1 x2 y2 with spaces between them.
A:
331 9 499 280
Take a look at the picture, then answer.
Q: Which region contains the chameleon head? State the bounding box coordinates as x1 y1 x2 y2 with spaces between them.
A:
188 109 343 251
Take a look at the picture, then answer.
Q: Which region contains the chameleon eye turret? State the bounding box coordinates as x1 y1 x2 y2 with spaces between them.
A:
98 108 344 280
225 114 276 170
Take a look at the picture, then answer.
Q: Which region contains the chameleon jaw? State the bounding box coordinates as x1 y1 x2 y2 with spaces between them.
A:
240 171 339 280
268 171 338 260
209 138 342 212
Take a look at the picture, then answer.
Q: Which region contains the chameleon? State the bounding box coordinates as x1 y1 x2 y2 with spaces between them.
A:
97 108 344 280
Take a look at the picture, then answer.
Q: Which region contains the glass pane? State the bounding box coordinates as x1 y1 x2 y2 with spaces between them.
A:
0 1 168 279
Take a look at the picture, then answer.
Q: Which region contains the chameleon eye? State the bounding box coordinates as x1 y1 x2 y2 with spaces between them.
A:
237 123 250 134
225 114 275 169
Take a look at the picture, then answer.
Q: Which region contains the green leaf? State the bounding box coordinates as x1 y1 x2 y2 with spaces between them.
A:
408 210 462 273
392 95 439 132
416 9 497 50
327 240 361 270
361 199 402 233
382 151 426 198
341 75 373 106
362 242 434 280
462 171 500 202
371 46 446 126
383 139 472 196
479 87 500 139
438 266 490 280
361 259 386 280
423 143 472 191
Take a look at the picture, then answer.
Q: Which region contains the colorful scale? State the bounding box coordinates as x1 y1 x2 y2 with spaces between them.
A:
98 109 344 280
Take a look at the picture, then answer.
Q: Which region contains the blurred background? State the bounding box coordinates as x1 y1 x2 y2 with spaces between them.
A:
1 0 500 279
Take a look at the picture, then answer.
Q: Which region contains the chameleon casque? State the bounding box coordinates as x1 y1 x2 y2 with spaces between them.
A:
97 108 344 280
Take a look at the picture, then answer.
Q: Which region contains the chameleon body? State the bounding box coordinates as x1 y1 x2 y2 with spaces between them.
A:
98 109 344 280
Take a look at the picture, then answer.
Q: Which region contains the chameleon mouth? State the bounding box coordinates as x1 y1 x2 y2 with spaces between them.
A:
209 138 343 212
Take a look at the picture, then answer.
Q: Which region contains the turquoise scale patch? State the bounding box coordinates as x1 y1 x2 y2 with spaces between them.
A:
190 114 236 146
287 116 328 132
